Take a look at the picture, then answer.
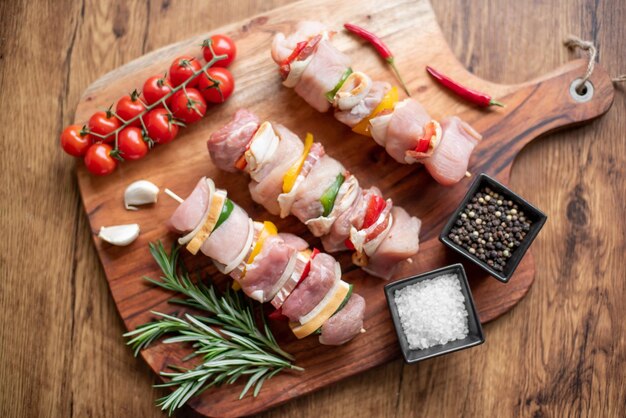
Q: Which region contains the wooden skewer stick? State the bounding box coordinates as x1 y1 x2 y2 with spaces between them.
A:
164 188 184 203
465 171 472 178
166 185 365 340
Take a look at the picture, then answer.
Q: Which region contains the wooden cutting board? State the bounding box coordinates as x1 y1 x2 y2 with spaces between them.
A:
74 0 614 416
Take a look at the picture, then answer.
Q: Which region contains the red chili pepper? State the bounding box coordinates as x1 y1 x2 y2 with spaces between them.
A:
426 66 505 107
344 23 410 97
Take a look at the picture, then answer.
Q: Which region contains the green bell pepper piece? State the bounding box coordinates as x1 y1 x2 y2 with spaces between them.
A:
325 67 353 103
214 198 234 231
320 173 345 217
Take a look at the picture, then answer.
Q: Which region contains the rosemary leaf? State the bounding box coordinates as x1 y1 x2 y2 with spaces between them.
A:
124 241 302 415
239 368 268 399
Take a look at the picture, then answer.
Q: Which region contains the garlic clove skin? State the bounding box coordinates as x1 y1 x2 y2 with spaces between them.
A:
124 180 159 210
98 224 140 246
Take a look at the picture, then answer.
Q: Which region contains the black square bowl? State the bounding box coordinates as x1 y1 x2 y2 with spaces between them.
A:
439 173 548 283
384 264 485 364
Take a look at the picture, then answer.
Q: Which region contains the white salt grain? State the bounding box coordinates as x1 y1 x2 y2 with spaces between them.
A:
394 274 469 350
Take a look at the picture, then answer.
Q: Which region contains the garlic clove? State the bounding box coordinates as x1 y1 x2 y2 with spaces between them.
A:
124 180 159 210
98 224 140 246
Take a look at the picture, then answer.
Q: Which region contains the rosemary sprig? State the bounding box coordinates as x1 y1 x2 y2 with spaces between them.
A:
123 241 302 415
142 241 294 359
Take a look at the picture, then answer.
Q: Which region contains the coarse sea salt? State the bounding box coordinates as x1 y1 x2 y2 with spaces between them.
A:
394 273 469 350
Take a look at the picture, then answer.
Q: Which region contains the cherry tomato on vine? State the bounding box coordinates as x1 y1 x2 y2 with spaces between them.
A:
145 108 179 144
198 67 235 103
88 110 121 143
202 35 236 67
115 91 146 127
118 127 149 160
60 125 92 157
143 75 174 106
169 56 202 87
170 88 207 124
84 143 117 176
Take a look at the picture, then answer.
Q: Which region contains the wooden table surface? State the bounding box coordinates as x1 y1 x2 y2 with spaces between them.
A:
1 0 624 417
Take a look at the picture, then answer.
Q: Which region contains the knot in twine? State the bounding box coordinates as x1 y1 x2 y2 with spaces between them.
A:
564 35 625 93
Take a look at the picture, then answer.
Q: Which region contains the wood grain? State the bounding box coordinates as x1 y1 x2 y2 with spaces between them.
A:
1 0 624 417
70 0 611 415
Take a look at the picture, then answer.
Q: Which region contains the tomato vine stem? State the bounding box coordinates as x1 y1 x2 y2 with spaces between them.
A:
87 43 228 157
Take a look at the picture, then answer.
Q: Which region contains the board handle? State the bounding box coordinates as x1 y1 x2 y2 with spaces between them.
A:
464 58 615 182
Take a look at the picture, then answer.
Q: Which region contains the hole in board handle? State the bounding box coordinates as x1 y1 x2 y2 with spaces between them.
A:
569 78 594 103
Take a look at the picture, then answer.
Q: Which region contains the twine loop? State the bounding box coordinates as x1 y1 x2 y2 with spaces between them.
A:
564 35 625 94
563 35 597 94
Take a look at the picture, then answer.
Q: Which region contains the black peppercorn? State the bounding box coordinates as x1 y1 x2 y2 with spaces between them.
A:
449 186 534 273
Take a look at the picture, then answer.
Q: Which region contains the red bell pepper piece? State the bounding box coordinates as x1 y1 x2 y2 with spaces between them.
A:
233 124 261 170
362 195 386 229
279 35 323 79
413 121 437 153
233 154 247 170
414 138 431 153
268 307 287 321
296 248 319 287
279 41 309 79
295 34 322 61
283 41 309 65
344 195 386 249
268 248 320 320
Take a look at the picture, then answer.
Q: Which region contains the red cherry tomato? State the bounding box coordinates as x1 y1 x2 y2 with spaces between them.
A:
170 88 207 124
202 35 236 67
169 55 202 87
60 125 92 157
118 127 149 160
115 92 146 127
143 75 173 105
198 67 235 103
84 143 117 176
88 110 121 143
145 108 179 144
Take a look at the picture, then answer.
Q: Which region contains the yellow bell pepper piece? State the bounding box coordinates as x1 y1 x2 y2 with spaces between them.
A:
352 86 399 137
246 221 278 265
282 133 314 193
